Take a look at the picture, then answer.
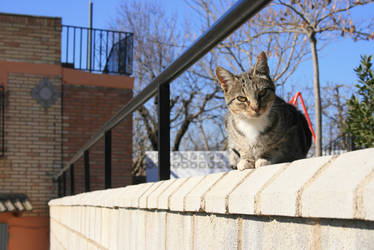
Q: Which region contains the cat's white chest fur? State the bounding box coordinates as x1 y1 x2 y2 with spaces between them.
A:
236 116 268 145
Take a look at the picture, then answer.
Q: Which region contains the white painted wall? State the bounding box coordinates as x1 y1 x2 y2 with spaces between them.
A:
49 148 374 249
145 151 231 181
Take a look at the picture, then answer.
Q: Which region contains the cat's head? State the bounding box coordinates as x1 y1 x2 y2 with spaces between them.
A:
215 51 275 119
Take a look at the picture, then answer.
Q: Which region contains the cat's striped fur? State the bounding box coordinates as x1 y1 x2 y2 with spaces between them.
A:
215 52 312 170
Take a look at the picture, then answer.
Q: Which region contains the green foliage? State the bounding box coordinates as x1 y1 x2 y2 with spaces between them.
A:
344 55 374 148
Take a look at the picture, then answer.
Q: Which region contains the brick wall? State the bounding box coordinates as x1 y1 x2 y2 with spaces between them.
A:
63 84 133 193
0 13 61 65
0 13 63 216
0 13 134 218
0 73 62 216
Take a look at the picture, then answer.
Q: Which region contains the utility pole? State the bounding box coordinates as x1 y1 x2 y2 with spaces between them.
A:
87 0 93 72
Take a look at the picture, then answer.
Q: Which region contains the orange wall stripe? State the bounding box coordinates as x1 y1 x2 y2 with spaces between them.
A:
62 67 134 89
0 60 134 89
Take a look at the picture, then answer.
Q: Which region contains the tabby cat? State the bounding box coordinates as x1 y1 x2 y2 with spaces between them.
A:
215 52 312 170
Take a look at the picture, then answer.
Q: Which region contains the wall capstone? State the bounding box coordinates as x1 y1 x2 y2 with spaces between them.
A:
49 148 374 249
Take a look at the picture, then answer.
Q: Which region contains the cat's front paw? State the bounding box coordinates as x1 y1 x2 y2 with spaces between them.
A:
255 158 271 168
237 159 254 171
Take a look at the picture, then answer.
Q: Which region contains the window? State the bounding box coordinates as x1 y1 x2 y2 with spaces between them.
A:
0 223 8 250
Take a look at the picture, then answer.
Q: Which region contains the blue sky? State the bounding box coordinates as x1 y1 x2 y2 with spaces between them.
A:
0 0 185 29
1 0 373 93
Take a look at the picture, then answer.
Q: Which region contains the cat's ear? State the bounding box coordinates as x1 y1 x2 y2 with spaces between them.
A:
215 66 234 92
253 51 270 76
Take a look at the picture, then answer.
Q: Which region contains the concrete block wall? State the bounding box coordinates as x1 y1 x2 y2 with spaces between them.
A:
49 148 374 249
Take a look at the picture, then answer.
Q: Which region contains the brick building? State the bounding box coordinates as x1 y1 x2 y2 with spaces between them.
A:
0 13 133 249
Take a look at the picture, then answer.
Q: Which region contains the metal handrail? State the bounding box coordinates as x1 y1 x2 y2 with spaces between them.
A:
53 0 272 181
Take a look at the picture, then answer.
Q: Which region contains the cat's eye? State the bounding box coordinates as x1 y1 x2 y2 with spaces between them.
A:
236 96 247 102
258 89 267 97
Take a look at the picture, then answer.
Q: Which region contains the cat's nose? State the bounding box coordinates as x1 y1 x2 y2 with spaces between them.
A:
251 105 260 113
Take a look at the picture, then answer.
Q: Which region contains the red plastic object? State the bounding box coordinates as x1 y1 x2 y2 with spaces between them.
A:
289 92 316 142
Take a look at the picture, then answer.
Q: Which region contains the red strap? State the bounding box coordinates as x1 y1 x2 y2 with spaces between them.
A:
289 92 316 142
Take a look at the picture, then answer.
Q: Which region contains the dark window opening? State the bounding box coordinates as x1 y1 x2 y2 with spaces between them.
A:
0 223 8 250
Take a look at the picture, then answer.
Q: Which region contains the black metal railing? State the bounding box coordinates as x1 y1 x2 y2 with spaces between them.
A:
61 25 133 75
54 0 272 196
323 133 355 156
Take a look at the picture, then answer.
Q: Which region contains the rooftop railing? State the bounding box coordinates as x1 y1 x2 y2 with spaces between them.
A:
54 0 272 196
323 133 355 156
61 25 133 75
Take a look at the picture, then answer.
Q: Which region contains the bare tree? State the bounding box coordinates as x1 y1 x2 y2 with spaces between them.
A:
321 83 354 151
113 1 224 175
182 115 227 151
189 0 309 95
113 0 361 176
255 0 374 156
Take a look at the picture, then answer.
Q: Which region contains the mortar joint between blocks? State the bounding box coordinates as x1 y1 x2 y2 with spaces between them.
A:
225 169 255 214
200 172 228 212
254 162 291 215
296 155 338 216
354 163 374 219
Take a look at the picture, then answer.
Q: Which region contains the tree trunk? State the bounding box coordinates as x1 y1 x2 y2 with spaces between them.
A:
309 32 322 156
173 118 191 151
